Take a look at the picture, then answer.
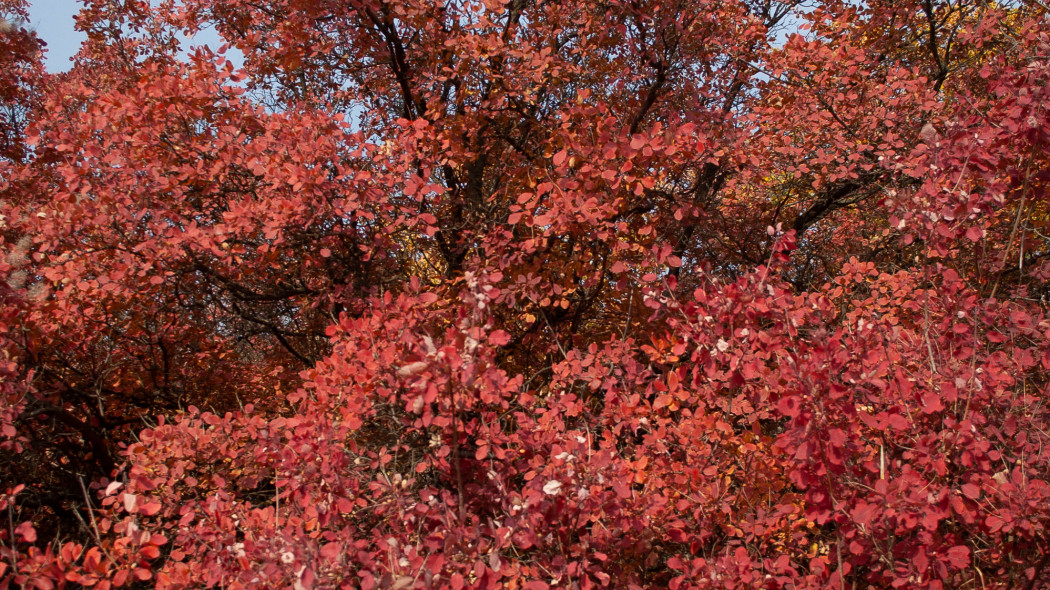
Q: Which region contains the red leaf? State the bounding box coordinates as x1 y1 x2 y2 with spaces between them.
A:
946 545 970 568
488 330 511 346
886 413 910 430
921 392 944 414
15 521 36 543
985 514 1005 532
852 502 877 526
777 396 800 417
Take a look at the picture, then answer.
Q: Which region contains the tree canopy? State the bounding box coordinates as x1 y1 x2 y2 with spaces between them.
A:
2 0 1050 587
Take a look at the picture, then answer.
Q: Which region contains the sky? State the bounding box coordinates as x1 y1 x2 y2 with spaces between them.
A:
25 0 237 72
25 0 84 71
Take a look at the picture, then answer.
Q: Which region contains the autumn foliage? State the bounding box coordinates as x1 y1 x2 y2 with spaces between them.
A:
2 0 1050 587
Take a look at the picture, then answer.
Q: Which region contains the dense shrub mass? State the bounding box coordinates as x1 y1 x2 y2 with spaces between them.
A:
2 0 1050 587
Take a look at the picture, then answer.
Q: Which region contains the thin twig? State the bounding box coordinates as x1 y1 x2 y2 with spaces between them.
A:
6 497 18 576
